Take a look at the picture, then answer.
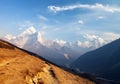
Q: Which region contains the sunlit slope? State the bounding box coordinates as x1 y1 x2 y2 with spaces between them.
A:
0 40 95 84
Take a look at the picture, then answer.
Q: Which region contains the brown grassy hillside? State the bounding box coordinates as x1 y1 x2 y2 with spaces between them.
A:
0 40 95 84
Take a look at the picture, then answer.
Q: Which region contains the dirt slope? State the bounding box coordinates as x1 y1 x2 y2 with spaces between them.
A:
0 40 95 84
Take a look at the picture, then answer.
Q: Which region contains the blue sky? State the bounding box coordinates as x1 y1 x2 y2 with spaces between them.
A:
0 0 120 42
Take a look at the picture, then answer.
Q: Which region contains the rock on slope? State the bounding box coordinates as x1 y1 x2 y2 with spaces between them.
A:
0 39 95 84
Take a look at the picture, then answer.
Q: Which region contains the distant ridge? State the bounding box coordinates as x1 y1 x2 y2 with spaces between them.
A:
71 38 120 83
3 27 107 67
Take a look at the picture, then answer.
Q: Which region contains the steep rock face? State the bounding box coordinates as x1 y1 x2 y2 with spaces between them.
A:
0 40 95 84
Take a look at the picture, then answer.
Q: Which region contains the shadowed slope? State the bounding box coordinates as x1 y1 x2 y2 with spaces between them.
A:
72 38 120 83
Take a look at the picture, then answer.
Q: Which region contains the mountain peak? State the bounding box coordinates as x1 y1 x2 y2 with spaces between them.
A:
22 26 36 35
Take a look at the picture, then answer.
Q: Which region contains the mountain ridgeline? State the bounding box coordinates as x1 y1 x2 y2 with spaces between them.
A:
3 27 105 67
71 38 120 83
0 39 95 84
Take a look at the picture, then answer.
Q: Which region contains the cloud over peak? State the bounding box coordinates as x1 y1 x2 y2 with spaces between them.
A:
48 3 120 13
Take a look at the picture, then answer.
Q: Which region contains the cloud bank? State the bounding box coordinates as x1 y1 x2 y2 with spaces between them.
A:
48 3 120 13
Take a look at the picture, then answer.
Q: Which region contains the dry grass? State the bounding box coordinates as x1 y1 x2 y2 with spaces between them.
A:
0 40 95 84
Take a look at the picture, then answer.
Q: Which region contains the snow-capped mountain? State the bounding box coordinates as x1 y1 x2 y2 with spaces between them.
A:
3 26 107 67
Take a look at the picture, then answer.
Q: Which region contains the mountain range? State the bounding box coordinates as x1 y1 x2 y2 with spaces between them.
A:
2 26 106 67
71 38 120 83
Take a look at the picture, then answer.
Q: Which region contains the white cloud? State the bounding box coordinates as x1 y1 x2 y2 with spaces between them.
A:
82 34 105 48
48 3 120 13
78 20 84 24
77 40 92 48
4 34 16 40
102 32 120 42
97 16 105 19
54 39 66 46
38 15 48 21
83 34 98 40
82 32 120 44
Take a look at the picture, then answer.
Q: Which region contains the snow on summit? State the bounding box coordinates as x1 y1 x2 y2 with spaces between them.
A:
22 26 36 35
2 26 120 66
